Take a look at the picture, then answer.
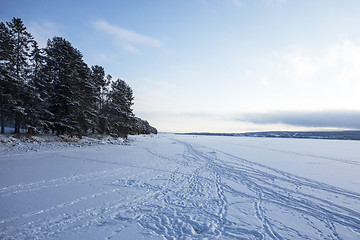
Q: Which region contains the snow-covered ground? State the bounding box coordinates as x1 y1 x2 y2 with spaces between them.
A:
1 134 359 239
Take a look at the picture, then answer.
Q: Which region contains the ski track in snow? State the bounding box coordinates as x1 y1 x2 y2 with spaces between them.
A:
0 135 360 239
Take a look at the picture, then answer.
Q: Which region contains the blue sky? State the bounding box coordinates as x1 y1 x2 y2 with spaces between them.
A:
2 0 360 132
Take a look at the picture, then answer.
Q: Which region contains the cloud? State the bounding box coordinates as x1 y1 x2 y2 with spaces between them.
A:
136 108 360 130
322 40 360 85
282 50 316 81
28 20 61 48
134 109 360 132
234 110 360 129
244 39 360 111
123 43 141 53
229 0 242 7
135 111 218 120
93 20 161 52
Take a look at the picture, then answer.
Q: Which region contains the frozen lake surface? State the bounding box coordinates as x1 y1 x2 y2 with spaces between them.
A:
1 134 360 239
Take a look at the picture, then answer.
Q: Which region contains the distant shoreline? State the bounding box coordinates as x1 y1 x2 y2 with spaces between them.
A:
177 130 360 141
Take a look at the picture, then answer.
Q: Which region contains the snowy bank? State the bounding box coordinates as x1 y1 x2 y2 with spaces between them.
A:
0 134 125 155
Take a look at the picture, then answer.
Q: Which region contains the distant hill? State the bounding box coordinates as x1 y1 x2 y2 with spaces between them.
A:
180 131 360 140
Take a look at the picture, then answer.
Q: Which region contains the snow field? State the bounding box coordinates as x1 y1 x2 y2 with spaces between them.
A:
0 134 360 239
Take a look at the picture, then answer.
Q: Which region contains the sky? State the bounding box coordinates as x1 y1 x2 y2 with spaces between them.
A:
1 0 360 133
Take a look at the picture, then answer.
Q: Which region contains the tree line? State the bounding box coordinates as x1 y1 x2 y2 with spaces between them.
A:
0 17 157 137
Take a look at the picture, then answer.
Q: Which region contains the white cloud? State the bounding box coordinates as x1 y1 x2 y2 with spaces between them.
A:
239 39 360 112
28 20 61 48
265 40 360 87
93 52 112 63
322 40 360 85
123 44 140 53
281 50 316 81
229 0 242 7
93 20 161 52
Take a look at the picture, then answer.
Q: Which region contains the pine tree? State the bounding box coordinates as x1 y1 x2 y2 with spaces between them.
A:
90 65 114 133
44 37 98 136
73 50 98 135
107 78 135 136
25 40 49 133
6 17 33 134
91 65 105 109
1 17 157 137
90 65 105 132
98 74 112 134
131 117 158 135
30 40 46 90
0 22 14 134
44 37 78 135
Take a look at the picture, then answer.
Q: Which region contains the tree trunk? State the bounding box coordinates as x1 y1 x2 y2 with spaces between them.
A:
1 106 4 134
14 115 19 134
1 109 4 134
1 88 4 134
